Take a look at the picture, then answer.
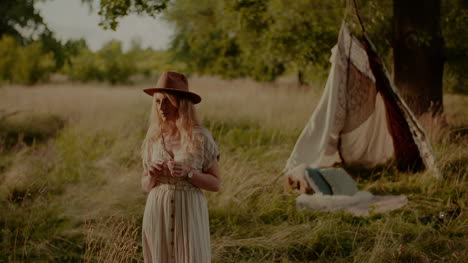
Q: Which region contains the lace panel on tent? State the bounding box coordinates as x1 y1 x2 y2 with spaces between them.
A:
343 63 376 133
335 25 375 81
334 25 378 134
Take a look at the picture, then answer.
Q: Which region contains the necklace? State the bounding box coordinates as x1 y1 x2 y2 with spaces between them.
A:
161 131 180 160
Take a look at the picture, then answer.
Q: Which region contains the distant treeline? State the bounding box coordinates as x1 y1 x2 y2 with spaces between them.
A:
0 35 183 85
0 0 465 94
161 0 466 93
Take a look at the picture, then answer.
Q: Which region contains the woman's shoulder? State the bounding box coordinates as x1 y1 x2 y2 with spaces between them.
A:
193 126 215 140
193 126 219 165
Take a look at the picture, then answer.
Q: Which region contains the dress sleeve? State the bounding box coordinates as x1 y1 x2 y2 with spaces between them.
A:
201 129 220 172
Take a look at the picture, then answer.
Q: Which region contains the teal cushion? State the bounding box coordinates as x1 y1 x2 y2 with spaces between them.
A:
305 168 333 195
319 168 358 196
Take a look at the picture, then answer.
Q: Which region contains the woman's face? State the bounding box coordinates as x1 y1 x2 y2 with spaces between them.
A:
155 92 178 122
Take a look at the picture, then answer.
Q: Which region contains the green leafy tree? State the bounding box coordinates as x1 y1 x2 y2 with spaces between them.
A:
225 0 345 82
0 0 83 78
39 32 69 70
128 38 159 78
91 0 169 30
97 40 137 84
0 35 56 85
62 38 89 61
0 35 19 81
0 0 49 42
63 40 138 84
12 41 56 85
62 46 103 82
164 0 246 79
441 0 467 94
96 0 466 113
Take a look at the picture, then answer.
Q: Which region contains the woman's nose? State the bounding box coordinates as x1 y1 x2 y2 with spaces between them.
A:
159 102 167 111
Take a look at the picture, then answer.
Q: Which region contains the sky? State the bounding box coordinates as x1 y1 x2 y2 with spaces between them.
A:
35 0 174 51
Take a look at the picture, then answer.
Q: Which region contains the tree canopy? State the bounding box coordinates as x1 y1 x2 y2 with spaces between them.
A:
0 0 50 42
89 0 396 83
0 0 465 100
86 0 169 30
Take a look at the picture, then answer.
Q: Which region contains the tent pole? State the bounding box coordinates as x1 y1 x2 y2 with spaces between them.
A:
352 0 367 34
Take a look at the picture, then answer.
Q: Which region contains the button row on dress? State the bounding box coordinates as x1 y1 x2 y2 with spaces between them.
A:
170 193 175 262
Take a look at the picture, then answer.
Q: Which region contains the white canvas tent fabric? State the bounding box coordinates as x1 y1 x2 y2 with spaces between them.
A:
285 163 409 216
284 25 394 172
284 24 439 176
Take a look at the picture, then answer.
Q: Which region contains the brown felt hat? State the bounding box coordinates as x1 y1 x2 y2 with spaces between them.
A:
143 71 201 104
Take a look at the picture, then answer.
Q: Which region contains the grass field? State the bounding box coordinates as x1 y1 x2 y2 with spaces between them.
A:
0 78 466 262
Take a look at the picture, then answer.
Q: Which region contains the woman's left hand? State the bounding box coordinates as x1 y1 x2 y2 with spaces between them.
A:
167 161 192 178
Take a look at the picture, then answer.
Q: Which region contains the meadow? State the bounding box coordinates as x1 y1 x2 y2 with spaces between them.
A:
0 77 466 262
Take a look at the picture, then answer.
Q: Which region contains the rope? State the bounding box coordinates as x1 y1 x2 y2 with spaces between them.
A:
352 0 366 34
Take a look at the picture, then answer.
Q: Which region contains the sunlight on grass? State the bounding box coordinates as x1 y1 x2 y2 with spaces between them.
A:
0 79 466 262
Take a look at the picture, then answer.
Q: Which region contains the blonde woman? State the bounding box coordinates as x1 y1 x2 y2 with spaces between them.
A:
141 71 220 263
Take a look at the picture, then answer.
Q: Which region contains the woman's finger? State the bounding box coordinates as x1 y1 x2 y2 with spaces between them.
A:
174 163 187 170
173 162 184 168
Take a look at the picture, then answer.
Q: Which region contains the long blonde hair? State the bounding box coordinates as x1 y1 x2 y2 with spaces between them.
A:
141 91 201 172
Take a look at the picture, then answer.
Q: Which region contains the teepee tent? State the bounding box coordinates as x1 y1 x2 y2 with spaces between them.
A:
284 24 440 178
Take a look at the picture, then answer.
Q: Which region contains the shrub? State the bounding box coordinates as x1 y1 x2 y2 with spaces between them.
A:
0 35 18 82
63 40 138 84
12 42 56 85
0 113 65 150
97 40 136 84
62 47 103 82
0 36 56 85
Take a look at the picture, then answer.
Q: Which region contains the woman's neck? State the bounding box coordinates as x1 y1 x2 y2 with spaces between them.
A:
162 122 178 137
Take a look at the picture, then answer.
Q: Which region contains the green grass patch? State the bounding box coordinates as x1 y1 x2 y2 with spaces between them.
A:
0 87 466 262
0 113 65 150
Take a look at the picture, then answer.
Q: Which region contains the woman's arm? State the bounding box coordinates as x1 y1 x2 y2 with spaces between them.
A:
141 171 156 193
169 159 221 192
141 160 165 192
188 159 221 192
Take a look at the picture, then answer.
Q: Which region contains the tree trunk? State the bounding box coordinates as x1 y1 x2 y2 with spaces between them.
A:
297 69 307 87
393 0 444 116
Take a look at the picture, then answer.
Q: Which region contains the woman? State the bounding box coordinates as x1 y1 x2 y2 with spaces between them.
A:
141 71 220 263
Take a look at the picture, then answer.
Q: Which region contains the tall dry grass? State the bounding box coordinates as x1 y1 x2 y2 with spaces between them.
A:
83 216 140 263
1 77 320 135
190 76 319 131
0 79 467 262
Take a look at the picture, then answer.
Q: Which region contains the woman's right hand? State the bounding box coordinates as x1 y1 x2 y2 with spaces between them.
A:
149 160 166 177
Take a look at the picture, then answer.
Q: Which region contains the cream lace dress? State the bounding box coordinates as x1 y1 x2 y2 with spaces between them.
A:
142 128 219 263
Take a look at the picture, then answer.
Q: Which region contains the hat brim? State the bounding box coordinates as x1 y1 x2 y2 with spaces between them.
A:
143 88 201 104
